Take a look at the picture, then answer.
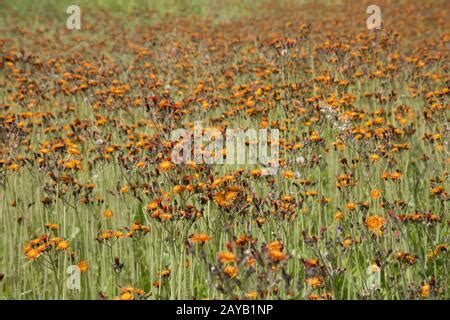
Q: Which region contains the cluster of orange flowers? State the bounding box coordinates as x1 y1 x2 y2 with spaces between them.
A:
113 287 147 300
96 222 150 242
24 234 70 260
0 0 448 299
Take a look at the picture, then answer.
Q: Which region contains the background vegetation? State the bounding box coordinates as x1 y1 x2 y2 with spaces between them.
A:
0 0 448 300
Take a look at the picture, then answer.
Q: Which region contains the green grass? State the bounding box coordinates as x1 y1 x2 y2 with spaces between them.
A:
0 0 448 300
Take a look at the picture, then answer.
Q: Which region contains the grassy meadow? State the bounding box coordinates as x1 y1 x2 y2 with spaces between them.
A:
0 0 449 300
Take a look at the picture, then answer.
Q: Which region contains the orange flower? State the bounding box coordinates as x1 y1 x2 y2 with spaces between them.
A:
236 236 249 247
112 230 124 238
427 244 448 260
282 170 295 179
119 292 133 300
98 230 112 240
431 186 445 195
159 213 173 221
334 210 344 220
224 266 238 278
135 161 146 169
305 277 323 288
64 159 81 170
56 240 70 251
44 223 58 230
218 251 237 263
159 160 173 172
303 259 320 267
268 249 287 262
157 268 171 278
190 233 212 244
173 185 184 194
77 260 89 273
342 237 353 249
256 217 266 226
25 248 40 260
213 190 238 208
266 241 282 251
346 202 357 210
365 215 386 236
146 201 159 210
8 163 19 171
371 189 382 199
390 171 403 180
420 284 430 297
103 210 113 218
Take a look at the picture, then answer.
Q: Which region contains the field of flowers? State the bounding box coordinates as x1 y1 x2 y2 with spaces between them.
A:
0 0 448 300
